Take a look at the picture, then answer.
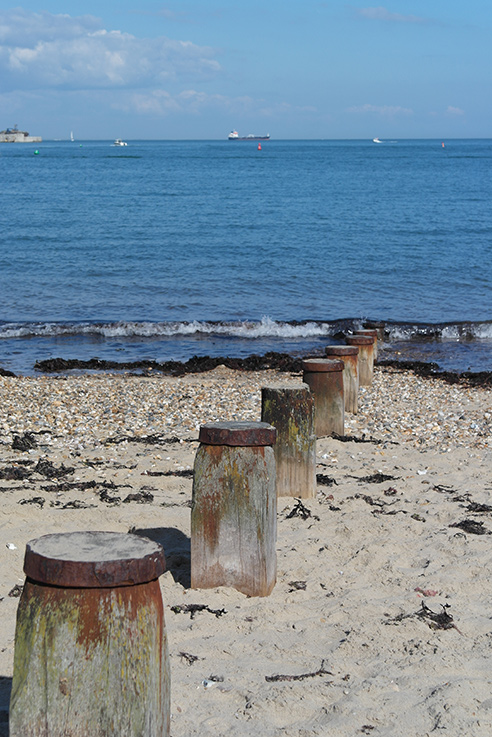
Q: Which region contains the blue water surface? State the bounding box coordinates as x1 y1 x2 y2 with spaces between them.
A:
1 139 491 373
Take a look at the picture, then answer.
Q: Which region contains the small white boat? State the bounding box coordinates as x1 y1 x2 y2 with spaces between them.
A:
70 131 74 142
113 138 127 146
372 137 382 143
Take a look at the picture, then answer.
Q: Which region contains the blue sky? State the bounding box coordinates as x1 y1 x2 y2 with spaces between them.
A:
1 2 490 139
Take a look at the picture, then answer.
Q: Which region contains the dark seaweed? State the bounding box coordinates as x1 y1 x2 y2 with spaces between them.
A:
34 352 303 375
285 499 319 521
379 359 492 388
171 604 227 619
356 472 399 484
265 660 332 682
104 434 186 446
34 459 74 479
143 469 194 478
12 432 38 451
331 433 389 445
0 466 32 480
449 519 491 535
316 474 338 487
19 497 45 508
122 490 154 504
385 601 461 632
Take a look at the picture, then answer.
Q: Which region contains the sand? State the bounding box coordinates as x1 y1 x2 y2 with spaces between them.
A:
1 365 492 736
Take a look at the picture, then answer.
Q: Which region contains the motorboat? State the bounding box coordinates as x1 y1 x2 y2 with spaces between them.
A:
113 139 128 146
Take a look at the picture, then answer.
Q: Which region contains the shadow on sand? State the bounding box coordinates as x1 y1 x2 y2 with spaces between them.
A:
0 676 11 736
131 526 191 588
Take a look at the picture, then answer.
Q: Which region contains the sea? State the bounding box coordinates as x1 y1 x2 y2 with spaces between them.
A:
1 138 491 376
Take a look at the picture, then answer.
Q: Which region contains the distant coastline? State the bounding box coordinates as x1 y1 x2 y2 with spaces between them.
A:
0 126 42 143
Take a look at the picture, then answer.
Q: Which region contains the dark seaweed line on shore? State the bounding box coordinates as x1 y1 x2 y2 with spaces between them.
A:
1 354 491 387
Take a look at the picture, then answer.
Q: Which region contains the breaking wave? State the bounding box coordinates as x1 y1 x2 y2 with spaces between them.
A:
1 317 492 343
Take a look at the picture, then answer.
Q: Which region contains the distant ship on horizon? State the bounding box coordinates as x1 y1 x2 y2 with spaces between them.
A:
228 130 270 141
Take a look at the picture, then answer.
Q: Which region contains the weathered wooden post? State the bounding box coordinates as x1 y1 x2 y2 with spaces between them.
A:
363 320 386 343
261 383 316 498
324 345 359 414
302 358 344 437
10 531 170 737
345 334 375 386
354 328 379 361
191 421 277 597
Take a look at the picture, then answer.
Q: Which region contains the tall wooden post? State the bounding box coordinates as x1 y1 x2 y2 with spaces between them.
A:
302 358 344 437
10 531 169 737
354 328 379 361
363 320 386 343
191 421 277 597
324 345 359 414
261 383 316 498
345 334 375 386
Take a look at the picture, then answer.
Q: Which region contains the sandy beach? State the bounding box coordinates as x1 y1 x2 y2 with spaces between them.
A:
1 364 492 736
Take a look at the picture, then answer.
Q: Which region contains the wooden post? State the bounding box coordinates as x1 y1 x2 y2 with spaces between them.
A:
261 383 316 498
363 320 386 343
10 531 170 737
354 328 378 361
302 358 344 437
324 345 359 414
191 421 277 597
345 334 374 386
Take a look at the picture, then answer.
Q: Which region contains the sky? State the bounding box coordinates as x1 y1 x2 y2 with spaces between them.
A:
0 1 490 140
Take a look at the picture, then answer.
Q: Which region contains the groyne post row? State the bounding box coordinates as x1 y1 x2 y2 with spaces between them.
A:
10 531 170 737
10 333 379 732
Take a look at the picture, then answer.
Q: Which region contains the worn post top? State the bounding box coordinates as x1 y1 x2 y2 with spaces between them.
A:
199 421 276 447
345 335 374 345
302 358 344 373
262 382 311 394
24 531 166 588
354 329 378 338
324 346 359 356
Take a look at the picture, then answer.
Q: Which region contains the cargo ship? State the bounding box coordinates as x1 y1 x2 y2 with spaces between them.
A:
0 125 42 143
228 130 270 141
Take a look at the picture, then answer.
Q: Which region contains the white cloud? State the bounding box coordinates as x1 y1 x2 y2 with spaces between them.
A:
357 7 427 24
347 103 413 116
445 105 465 116
0 8 221 92
116 89 316 119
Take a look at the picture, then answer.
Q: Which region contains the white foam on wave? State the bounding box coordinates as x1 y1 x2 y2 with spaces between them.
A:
2 318 492 342
0 316 334 340
386 321 492 342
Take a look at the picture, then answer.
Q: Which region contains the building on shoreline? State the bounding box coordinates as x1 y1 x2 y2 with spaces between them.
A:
0 126 42 143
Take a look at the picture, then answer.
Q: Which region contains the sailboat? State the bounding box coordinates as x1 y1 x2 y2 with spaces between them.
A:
70 131 74 142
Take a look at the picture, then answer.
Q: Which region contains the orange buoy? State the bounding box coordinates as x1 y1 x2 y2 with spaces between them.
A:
258 143 261 150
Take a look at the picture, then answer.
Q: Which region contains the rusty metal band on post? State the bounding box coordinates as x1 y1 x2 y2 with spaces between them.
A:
354 329 377 339
301 358 344 373
24 531 166 588
324 346 359 357
199 421 276 447
345 335 374 346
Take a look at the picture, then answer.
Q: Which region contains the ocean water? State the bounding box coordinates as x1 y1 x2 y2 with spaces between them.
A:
1 138 491 375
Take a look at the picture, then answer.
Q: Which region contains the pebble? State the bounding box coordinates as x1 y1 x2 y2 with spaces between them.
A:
0 366 490 451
